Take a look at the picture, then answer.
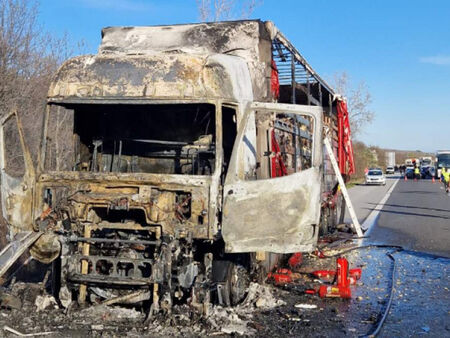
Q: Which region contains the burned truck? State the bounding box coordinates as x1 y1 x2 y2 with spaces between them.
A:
0 20 353 310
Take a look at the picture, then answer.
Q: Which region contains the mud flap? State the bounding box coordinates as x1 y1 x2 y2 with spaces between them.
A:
0 231 42 280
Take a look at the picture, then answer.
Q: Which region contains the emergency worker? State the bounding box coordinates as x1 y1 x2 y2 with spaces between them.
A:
442 168 450 192
414 166 420 180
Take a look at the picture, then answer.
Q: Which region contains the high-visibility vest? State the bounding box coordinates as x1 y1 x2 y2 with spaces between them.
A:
443 170 450 183
414 167 420 174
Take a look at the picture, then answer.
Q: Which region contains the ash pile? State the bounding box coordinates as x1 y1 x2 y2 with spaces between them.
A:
0 270 286 337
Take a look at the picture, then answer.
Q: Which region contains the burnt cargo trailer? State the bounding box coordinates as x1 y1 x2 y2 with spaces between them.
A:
0 20 352 310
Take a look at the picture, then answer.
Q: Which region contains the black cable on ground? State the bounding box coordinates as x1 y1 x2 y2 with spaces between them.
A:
360 250 399 338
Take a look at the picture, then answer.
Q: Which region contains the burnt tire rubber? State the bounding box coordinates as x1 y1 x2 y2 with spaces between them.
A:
212 261 250 306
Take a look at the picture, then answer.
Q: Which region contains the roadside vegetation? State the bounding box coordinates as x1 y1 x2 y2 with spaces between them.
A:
0 0 78 247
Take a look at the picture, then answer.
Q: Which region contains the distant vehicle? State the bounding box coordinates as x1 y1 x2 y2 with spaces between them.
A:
386 151 396 168
436 151 450 178
405 168 415 179
421 157 432 166
421 166 433 179
386 166 395 175
365 169 386 185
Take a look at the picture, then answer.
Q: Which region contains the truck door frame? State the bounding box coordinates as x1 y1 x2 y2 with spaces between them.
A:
222 102 323 254
0 110 36 235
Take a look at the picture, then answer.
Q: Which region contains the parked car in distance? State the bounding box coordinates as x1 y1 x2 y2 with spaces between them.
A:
365 169 386 185
386 166 395 174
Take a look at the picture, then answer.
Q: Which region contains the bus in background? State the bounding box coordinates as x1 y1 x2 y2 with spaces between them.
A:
436 151 450 179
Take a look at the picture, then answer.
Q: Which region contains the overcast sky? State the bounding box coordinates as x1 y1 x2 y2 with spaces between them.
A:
39 0 449 152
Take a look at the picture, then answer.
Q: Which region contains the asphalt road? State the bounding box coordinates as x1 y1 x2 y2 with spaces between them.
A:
341 174 450 337
346 174 450 257
344 175 398 225
367 176 450 258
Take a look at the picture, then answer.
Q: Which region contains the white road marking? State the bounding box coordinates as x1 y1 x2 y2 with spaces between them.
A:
362 179 400 235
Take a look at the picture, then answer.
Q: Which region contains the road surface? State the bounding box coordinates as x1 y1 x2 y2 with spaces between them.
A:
367 178 450 257
346 174 450 257
344 175 398 225
340 174 450 337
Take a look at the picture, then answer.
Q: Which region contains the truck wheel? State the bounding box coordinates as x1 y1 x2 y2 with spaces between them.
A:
212 261 249 306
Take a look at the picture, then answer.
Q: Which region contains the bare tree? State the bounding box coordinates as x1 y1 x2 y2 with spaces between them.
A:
332 72 374 137
0 0 74 160
0 0 78 247
196 0 261 22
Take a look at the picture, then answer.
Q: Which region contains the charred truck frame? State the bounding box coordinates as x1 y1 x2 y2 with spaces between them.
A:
0 20 353 311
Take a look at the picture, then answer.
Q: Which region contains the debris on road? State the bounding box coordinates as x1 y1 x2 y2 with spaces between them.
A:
79 304 144 321
0 247 446 337
294 303 317 309
0 289 22 310
242 282 286 309
35 295 57 312
3 325 55 337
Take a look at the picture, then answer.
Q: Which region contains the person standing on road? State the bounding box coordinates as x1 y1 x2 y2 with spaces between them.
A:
442 168 450 193
414 166 420 180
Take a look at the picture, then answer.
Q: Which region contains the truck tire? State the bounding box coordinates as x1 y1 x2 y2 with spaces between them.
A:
212 261 249 306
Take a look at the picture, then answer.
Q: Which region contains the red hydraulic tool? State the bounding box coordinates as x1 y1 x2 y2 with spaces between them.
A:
288 252 303 269
318 257 353 298
312 267 361 285
267 268 301 285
